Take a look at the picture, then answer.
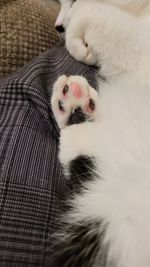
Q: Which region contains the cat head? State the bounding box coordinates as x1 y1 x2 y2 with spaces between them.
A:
55 0 148 35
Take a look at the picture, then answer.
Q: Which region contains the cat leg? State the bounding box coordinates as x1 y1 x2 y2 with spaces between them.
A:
49 75 105 267
51 74 100 180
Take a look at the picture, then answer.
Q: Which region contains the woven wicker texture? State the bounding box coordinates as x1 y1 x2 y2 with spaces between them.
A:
0 0 60 77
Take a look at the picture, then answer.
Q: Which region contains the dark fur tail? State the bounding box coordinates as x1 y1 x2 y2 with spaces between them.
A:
46 220 107 267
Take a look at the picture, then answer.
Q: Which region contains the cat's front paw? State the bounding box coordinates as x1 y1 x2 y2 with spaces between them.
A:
66 37 97 66
51 75 98 129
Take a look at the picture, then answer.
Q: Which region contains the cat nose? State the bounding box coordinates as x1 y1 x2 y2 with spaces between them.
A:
55 25 65 33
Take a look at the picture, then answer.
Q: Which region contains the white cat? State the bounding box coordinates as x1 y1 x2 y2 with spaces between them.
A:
49 2 150 267
55 0 150 33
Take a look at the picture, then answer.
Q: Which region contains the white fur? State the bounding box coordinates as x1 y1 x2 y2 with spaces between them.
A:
55 0 73 28
62 78 150 267
55 0 150 30
52 2 150 266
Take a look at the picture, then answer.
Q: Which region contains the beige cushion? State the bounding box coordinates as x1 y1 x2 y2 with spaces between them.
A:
0 0 60 77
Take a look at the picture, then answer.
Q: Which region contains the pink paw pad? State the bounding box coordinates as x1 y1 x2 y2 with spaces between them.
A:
70 83 83 99
86 98 95 113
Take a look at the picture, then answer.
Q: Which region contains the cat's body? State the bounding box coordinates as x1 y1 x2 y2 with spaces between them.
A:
49 2 150 267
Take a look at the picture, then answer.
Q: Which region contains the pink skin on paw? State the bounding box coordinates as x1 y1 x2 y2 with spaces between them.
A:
70 83 83 99
86 106 93 113
86 98 95 113
57 81 95 116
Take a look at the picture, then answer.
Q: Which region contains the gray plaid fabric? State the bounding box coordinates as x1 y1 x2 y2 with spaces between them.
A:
0 43 98 267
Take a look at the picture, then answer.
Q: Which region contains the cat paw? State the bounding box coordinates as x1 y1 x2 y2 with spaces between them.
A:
51 75 98 129
66 37 97 66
